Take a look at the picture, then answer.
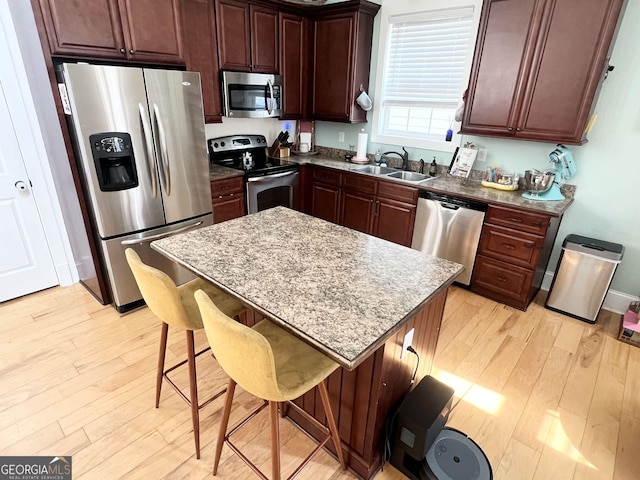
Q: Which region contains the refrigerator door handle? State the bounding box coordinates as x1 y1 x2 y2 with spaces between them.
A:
120 220 204 245
138 103 158 198
153 103 171 196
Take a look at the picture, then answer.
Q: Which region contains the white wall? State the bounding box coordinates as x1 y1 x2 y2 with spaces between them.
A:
316 0 640 300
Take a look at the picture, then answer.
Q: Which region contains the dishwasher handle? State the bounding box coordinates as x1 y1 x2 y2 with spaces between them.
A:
420 191 487 212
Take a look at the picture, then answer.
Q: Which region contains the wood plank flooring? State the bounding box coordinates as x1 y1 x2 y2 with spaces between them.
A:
1 283 638 479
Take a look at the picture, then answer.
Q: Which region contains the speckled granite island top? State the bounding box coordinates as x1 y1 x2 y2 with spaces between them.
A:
152 207 462 370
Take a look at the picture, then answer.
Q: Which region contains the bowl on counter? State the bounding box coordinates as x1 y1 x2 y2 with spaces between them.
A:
523 169 555 193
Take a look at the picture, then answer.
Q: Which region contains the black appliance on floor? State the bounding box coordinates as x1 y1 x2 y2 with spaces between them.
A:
389 376 492 480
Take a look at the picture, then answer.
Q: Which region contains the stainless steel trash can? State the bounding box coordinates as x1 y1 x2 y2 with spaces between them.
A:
545 234 624 323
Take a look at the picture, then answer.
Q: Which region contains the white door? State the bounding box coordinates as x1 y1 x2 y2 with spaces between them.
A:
0 79 58 302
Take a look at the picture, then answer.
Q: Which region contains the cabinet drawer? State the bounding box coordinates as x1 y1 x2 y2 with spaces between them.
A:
313 167 342 186
478 224 543 269
471 255 533 309
485 205 552 235
341 172 376 194
211 176 244 197
377 180 418 204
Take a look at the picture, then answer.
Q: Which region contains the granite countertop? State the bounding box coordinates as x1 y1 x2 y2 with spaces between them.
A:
152 206 463 370
285 154 574 216
209 164 244 180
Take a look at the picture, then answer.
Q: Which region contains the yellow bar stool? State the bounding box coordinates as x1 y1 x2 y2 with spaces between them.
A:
125 248 245 459
194 289 346 480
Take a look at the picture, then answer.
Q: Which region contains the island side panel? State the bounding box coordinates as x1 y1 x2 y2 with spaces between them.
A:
287 288 450 479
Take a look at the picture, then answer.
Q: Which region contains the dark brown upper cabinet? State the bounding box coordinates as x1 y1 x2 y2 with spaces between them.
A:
216 0 279 73
311 1 379 123
279 12 309 119
461 0 626 144
35 0 183 64
181 0 223 123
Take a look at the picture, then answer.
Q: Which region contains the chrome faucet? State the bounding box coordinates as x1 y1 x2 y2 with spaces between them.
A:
383 147 410 171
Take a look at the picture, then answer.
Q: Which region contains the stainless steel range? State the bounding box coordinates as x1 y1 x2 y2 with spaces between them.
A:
208 135 299 214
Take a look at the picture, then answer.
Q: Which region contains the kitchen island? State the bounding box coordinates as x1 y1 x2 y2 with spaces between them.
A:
152 207 462 478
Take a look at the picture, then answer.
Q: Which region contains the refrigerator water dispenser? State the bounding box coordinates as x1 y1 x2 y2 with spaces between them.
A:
90 132 138 191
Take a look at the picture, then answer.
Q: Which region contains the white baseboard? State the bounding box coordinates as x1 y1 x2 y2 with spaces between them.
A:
541 271 636 315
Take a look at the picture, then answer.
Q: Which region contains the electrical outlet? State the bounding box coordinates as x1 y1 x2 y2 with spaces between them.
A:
476 147 488 162
338 132 345 142
401 328 414 359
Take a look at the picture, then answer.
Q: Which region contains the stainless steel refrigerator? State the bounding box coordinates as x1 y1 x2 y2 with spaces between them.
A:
59 63 213 313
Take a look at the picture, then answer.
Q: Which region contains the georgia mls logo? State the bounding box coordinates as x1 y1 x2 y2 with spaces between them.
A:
0 456 72 480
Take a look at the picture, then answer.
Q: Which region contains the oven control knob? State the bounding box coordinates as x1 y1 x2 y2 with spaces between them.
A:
213 142 219 149
221 142 225 147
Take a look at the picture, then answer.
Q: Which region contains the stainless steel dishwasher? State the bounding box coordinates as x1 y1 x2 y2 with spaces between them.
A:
411 192 486 285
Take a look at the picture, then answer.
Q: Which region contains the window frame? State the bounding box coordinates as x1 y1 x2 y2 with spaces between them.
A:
370 0 481 153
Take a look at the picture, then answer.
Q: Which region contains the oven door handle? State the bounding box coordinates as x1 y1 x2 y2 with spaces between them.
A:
247 171 297 182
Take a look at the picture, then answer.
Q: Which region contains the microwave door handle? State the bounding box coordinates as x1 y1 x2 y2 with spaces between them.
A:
266 79 274 115
138 103 158 198
153 103 171 195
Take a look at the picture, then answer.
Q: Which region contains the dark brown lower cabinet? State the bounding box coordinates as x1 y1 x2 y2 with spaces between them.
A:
238 287 449 480
211 176 245 223
471 204 561 310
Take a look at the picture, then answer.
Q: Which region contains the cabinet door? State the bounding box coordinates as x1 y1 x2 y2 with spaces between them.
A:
311 183 341 224
213 194 245 223
216 0 251 71
181 0 222 123
36 0 127 58
340 189 374 235
374 198 416 247
516 0 625 143
280 12 308 118
251 5 279 73
312 14 354 121
471 255 534 310
462 0 545 136
118 0 183 63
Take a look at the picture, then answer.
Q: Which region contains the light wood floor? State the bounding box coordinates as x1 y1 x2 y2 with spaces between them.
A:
1 283 638 479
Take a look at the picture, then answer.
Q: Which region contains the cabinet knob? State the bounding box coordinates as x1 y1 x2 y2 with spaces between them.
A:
130 49 135 55
120 48 126 54
507 127 514 132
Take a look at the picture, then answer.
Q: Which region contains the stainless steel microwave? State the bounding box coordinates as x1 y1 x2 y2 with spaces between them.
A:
221 71 283 118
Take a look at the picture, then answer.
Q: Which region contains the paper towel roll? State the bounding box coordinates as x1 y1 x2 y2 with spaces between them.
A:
355 129 368 162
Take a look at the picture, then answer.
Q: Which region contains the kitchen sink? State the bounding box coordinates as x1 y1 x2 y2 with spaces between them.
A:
353 165 397 175
386 171 433 183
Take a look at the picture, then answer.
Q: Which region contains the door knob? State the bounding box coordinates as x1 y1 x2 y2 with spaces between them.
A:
15 181 28 191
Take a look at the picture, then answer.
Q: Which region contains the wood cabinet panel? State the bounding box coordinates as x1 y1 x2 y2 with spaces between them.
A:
279 12 308 119
374 198 416 247
311 183 341 224
312 166 341 186
377 180 419 204
478 223 543 269
341 171 376 195
251 4 279 73
340 189 375 235
472 255 534 308
216 0 251 71
462 0 625 144
119 0 182 63
311 2 378 123
181 0 222 123
36 0 125 58
216 0 278 73
211 176 245 223
36 0 183 63
485 205 551 235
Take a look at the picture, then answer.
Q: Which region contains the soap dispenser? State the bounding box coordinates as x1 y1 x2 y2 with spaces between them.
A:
429 157 438 176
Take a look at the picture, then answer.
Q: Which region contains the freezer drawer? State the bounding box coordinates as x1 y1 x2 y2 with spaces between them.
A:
101 214 213 313
545 234 624 323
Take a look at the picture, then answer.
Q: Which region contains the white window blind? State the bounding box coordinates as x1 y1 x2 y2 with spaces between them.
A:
379 7 474 142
